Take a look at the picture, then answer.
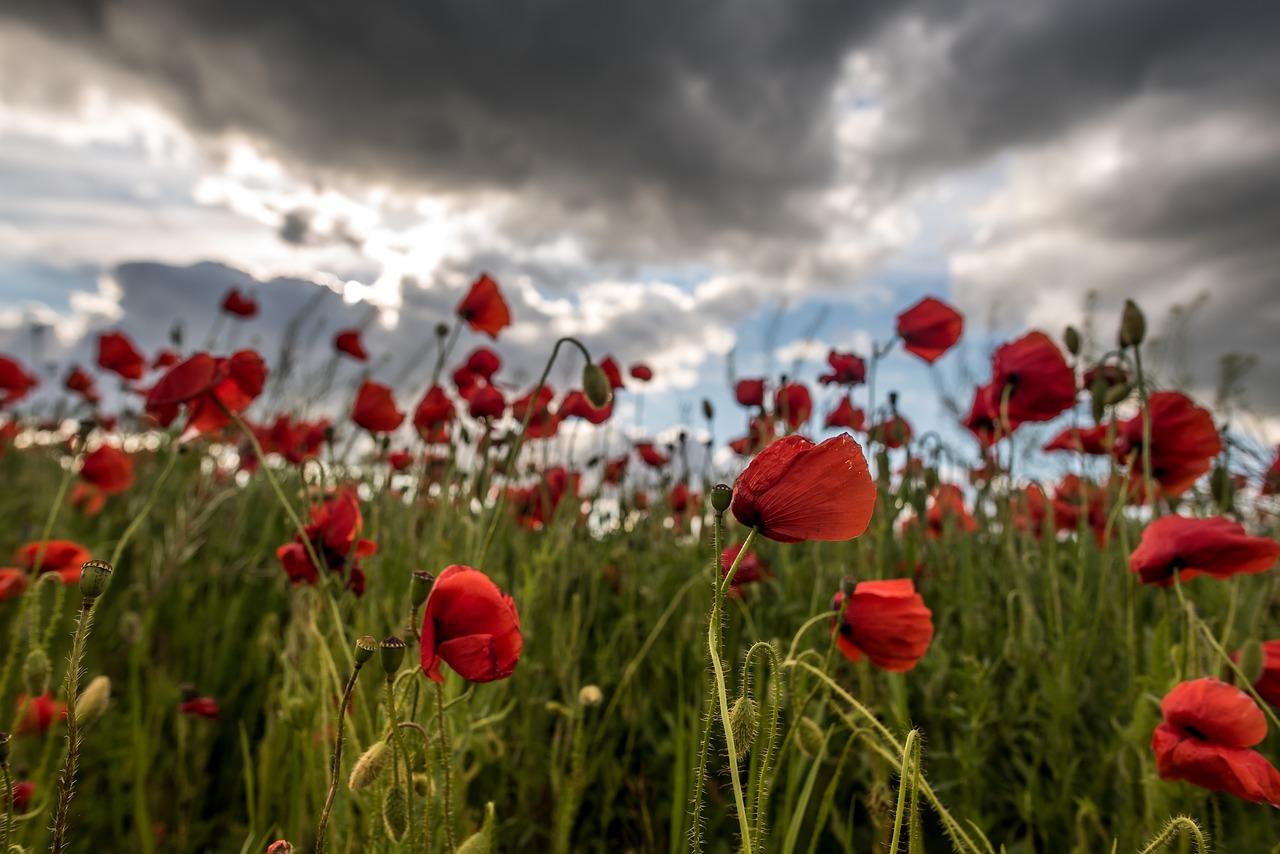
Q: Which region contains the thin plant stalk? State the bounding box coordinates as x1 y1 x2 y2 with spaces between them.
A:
434 680 456 854
50 593 101 853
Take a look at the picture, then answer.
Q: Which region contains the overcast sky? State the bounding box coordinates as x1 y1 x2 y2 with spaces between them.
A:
2 0 1278 464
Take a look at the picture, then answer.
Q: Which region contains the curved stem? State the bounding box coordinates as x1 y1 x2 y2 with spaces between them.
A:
314 660 365 852
385 677 415 845
50 597 97 853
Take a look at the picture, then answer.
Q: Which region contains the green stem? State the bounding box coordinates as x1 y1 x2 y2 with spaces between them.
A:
1 760 13 854
434 681 456 854
386 677 415 845
1131 345 1158 518
110 439 182 569
314 660 365 853
50 596 98 853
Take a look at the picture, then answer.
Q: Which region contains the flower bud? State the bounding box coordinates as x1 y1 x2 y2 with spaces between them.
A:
839 575 857 600
794 716 825 760
266 842 295 854
1119 299 1146 348
410 570 435 608
1063 326 1081 356
702 398 714 421
354 635 378 666
0 731 11 764
457 830 489 854
435 322 450 338
382 784 409 842
79 559 113 600
75 675 111 730
380 636 406 677
349 740 391 790
728 696 759 762
22 647 51 697
1210 465 1234 511
578 685 603 708
1103 382 1131 406
582 363 613 409
412 772 435 799
710 483 732 514
1236 640 1266 686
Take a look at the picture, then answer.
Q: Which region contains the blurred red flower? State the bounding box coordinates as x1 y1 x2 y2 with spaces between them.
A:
819 350 866 386
221 287 259 318
151 348 182 370
1114 391 1222 498
468 385 506 420
728 415 778 456
868 415 913 450
720 542 772 599
832 578 934 672
64 366 99 404
629 363 653 382
2 780 34 814
635 441 670 468
773 382 812 431
420 564 522 683
333 329 368 361
896 297 963 364
1233 640 1280 710
146 350 268 435
15 691 66 735
456 273 511 339
79 445 134 495
512 385 560 438
351 380 405 433
97 331 147 381
0 541 93 600
731 433 876 543
275 491 376 595
984 331 1076 426
597 356 625 390
1042 424 1111 456
824 397 865 432
1129 514 1278 587
961 383 1002 448
1263 447 1280 496
462 347 502 381
385 449 415 472
508 467 579 529
180 696 220 720
926 484 977 537
735 378 765 408
559 389 614 424
1152 678 1280 806
413 385 455 443
0 355 39 405
69 482 107 517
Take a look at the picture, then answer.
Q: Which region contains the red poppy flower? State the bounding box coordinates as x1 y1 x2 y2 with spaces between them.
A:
559 389 614 425
1151 678 1280 806
735 378 765 408
597 356 625 390
629 363 653 382
635 441 670 468
146 350 268 435
926 484 977 537
720 542 772 599
351 380 405 434
413 385 455 443
180 696 220 720
731 433 876 543
15 691 67 735
824 397 865 431
333 329 368 361
97 331 147 381
729 415 779 456
512 385 560 439
868 415 913 450
1113 391 1222 498
79 445 134 495
419 564 522 683
69 482 107 517
832 579 934 672
602 455 628 485
462 347 502 381
508 467 579 529
0 355 39 405
3 780 34 814
385 449 414 472
819 351 866 386
468 385 506 420
1051 474 1111 542
1043 424 1112 456
151 348 182 370
1232 640 1280 710
896 297 963 364
961 383 1003 448
275 491 376 595
1262 447 1280 496
1129 514 1278 587
221 287 259 318
456 273 512 339
773 382 812 431
64 366 98 403
1011 483 1050 537
2 541 93 595
668 482 702 534
983 332 1076 426
255 415 329 465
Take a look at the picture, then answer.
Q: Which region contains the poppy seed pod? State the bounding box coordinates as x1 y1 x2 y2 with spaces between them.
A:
354 635 378 666
710 483 732 514
380 636 406 677
79 559 113 600
582 363 612 409
1119 299 1146 348
1063 325 1081 356
410 570 435 608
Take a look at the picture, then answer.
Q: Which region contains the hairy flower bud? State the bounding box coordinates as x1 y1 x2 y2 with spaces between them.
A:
22 647 51 697
1119 299 1146 348
794 716 825 760
349 740 391 790
582 363 612 409
1063 325 1082 356
75 675 111 730
729 696 759 761
382 784 409 842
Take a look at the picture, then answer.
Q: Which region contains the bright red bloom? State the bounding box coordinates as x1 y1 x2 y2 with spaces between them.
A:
512 385 560 438
97 331 147 381
275 492 376 594
1129 514 1278 587
79 445 134 495
720 542 772 599
961 383 1003 448
508 467 579 529
1 541 93 596
1113 391 1223 498
254 415 329 465
221 287 259 318
146 350 268 435
896 297 963 364
64 366 98 403
629 363 653 382
735 378 765 408
1152 678 1280 806
832 579 934 672
983 332 1076 426
69 482 107 517
419 564 522 683
180 696 220 720
468 385 506 420
597 356 625 390
385 449 415 472
0 355 39 405
926 484 977 537
1043 424 1112 456
3 780 34 814
868 415 913 450
15 691 66 735
456 273 511 339
728 415 778 456
413 385 455 443
462 347 502 381
1233 640 1280 711
824 397 865 431
635 441 670 468
731 433 876 544
151 348 182 370
333 329 368 361
819 351 866 386
559 389 614 424
773 382 812 431
351 380 405 433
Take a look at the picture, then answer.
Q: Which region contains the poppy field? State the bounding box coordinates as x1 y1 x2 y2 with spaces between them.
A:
1 277 1279 854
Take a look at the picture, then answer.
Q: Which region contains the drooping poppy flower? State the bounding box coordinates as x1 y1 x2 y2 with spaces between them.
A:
14 691 67 735
97 331 147 381
720 542 772 600
868 415 913 450
824 397 865 431
468 385 506 420
351 380 405 434
420 564 522 683
462 347 502 381
413 385 455 443
275 491 376 594
64 366 98 404
597 356 625 391
146 350 268 435
735 378 765 408
773 382 812 431
456 273 511 340
179 696 221 720
819 351 866 386
629 363 653 382
635 441 670 468
1113 391 1223 498
1129 514 1278 587
221 287 259 318
983 332 1077 426
731 433 876 543
896 297 963 364
1043 424 1112 456
832 578 934 672
1151 678 1280 806
559 389 614 425
79 445 134 495
0 355 39 405
333 329 368 361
